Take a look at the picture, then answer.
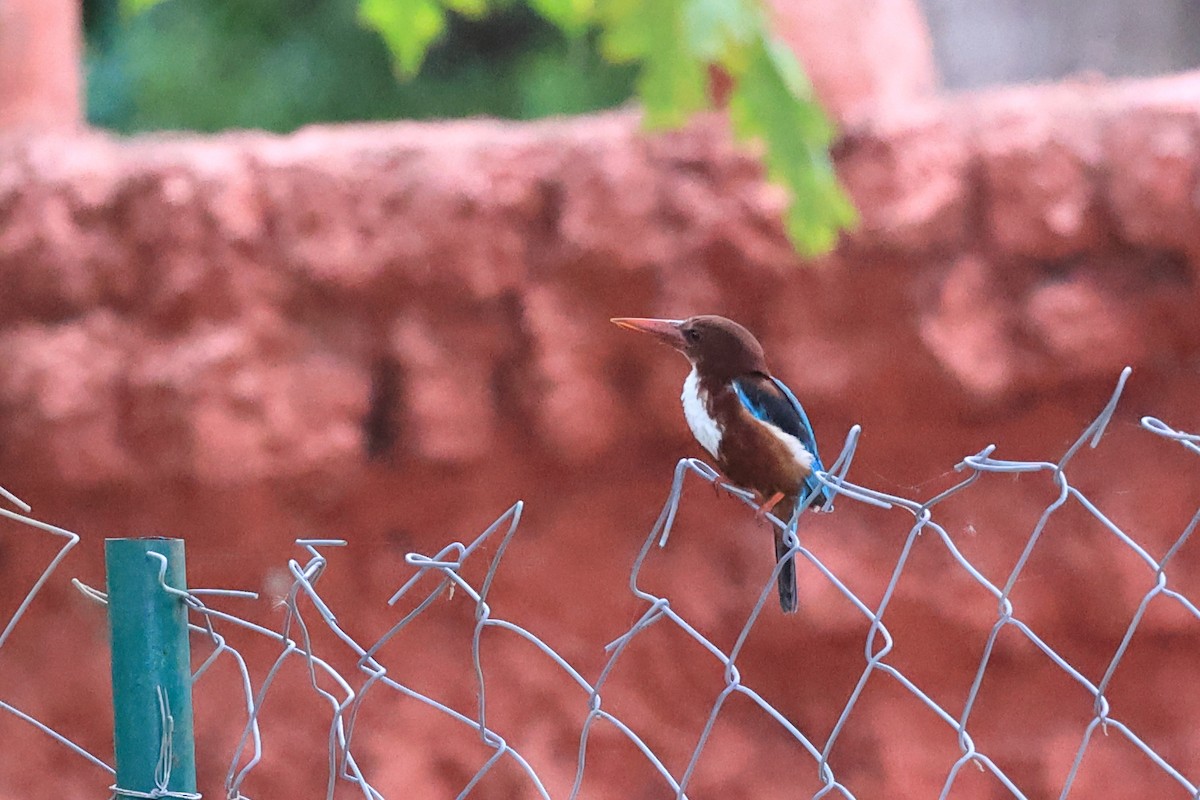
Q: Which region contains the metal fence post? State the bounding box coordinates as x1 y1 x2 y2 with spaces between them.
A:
105 537 198 797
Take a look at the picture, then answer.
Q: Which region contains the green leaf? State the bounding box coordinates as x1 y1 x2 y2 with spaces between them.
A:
358 0 447 77
589 0 855 254
120 0 168 14
728 36 856 255
443 0 490 17
597 0 708 127
527 0 593 37
683 0 757 65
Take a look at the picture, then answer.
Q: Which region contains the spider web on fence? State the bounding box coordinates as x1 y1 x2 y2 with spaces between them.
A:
2 366 1199 799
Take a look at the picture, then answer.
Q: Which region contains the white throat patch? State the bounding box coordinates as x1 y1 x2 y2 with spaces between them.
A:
681 367 722 459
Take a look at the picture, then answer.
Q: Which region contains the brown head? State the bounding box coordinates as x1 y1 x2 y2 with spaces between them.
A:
610 315 768 382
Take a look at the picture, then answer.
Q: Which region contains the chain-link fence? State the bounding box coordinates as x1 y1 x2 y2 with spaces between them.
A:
2 367 1198 798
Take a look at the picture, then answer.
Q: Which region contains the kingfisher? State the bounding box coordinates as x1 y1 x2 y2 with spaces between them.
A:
611 315 833 612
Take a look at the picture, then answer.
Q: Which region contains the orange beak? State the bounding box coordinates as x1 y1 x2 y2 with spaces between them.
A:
610 317 687 352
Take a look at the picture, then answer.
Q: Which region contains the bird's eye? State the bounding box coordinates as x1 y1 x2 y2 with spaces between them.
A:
684 328 701 343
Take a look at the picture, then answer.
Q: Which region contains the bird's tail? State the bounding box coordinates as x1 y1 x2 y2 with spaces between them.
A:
773 496 798 613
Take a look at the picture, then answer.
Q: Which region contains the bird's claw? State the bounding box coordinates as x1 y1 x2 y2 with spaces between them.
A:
754 491 786 523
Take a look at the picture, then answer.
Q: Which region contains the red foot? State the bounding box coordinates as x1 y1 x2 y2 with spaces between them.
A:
755 491 786 522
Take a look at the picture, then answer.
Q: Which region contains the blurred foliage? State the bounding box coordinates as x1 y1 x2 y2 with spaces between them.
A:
90 0 856 255
84 0 637 132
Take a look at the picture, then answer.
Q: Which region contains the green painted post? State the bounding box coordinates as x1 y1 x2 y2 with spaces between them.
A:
105 537 198 796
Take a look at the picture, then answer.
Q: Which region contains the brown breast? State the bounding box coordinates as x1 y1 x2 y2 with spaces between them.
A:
710 390 808 500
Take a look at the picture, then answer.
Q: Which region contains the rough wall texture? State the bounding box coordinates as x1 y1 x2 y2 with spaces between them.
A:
3 73 1200 798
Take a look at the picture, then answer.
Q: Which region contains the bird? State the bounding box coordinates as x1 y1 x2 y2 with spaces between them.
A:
611 314 833 612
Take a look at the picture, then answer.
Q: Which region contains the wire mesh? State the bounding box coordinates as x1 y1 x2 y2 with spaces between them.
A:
1 366 1198 798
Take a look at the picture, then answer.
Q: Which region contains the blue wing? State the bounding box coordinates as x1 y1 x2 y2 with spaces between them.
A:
732 374 833 509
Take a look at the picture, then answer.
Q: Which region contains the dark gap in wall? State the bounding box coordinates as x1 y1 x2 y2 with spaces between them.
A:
364 355 403 462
